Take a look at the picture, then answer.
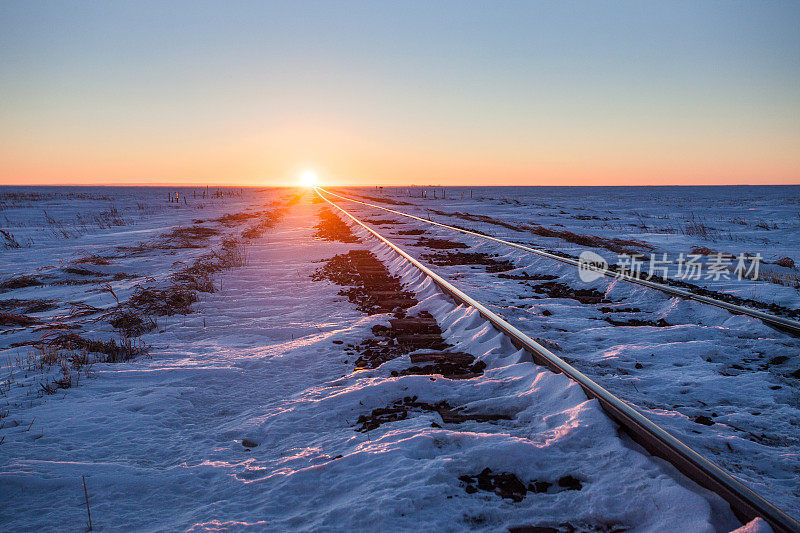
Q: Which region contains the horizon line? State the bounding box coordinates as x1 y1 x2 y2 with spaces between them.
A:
1 182 799 188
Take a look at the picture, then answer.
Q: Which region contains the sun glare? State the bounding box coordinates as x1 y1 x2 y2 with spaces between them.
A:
300 171 318 187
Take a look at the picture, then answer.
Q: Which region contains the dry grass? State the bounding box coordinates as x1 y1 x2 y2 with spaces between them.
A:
159 226 221 248
108 310 157 337
0 298 57 313
689 246 734 258
172 238 248 292
2 207 270 411
22 332 150 396
531 225 653 255
690 246 717 256
0 274 43 291
63 266 99 276
755 220 779 230
107 236 248 334
242 210 284 239
127 286 198 316
220 238 248 267
314 208 360 243
213 212 259 226
681 215 721 240
73 254 112 265
0 312 42 327
67 302 104 319
0 229 21 249
35 205 130 243
116 225 222 257
2 205 280 410
760 266 800 291
38 332 149 363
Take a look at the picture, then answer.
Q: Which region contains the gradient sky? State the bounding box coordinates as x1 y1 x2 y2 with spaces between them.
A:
1 1 798 186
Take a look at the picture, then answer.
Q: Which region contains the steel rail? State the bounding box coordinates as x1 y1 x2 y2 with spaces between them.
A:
317 187 800 335
317 188 800 533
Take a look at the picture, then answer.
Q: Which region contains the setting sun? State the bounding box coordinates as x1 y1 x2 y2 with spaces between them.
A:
300 171 318 187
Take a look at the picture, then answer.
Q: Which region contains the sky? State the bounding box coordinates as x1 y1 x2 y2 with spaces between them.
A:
1 1 798 187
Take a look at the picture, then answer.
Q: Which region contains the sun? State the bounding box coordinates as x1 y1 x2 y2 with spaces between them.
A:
299 171 318 187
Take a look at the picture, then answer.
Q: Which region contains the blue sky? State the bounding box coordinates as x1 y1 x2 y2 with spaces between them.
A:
1 1 798 185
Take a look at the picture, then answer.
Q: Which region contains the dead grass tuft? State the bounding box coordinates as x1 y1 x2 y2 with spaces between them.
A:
73 254 112 265
0 274 43 291
108 234 249 334
755 220 778 230
0 298 57 313
63 266 99 276
108 311 157 337
38 332 148 362
159 226 221 248
31 331 149 396
172 238 248 292
66 301 104 319
690 246 717 256
0 312 42 327
682 215 720 240
213 212 259 226
531 226 653 255
34 332 150 364
127 286 198 316
0 229 22 249
760 268 800 291
117 224 222 256
242 210 284 239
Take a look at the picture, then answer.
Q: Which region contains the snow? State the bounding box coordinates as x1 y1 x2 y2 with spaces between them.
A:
0 186 792 530
325 186 800 522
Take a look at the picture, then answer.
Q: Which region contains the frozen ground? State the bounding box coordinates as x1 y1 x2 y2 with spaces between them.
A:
0 186 791 531
342 186 800 308
325 185 800 522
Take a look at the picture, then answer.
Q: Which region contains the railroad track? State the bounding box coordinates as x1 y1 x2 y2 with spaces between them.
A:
317 187 800 336
316 188 800 533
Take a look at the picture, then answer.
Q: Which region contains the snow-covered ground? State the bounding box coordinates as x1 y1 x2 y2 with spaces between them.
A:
345 186 800 309
326 185 800 522
0 186 791 530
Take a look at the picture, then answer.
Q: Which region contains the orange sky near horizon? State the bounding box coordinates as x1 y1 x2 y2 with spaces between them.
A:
2 117 798 187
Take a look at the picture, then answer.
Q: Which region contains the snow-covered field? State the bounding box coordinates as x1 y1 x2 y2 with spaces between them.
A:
342 186 800 310
0 186 794 531
328 185 800 521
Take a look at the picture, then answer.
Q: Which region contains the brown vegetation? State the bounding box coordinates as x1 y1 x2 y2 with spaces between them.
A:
0 312 42 327
73 254 112 265
0 274 43 291
0 298 57 313
314 207 360 243
415 237 469 250
420 251 514 273
355 396 509 433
